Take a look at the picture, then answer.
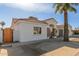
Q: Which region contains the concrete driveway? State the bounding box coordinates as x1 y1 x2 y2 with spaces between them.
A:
30 38 79 56
0 38 79 56
0 44 40 56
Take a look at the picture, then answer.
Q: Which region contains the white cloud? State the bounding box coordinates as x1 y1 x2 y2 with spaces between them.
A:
4 3 52 13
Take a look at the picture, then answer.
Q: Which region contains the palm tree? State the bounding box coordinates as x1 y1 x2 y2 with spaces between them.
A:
53 3 78 42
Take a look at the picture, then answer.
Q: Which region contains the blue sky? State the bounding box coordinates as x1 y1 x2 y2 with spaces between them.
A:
0 3 79 29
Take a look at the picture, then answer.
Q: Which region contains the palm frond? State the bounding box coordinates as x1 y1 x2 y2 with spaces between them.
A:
71 3 79 6
68 6 77 13
53 3 78 14
54 4 64 13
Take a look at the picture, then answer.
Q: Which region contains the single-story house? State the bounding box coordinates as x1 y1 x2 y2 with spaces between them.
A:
57 25 73 37
11 16 58 42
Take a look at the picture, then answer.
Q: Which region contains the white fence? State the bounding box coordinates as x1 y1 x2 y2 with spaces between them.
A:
0 29 3 43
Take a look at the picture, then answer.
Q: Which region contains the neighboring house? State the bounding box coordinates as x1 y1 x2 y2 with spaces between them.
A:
72 29 79 35
57 25 73 37
11 16 58 42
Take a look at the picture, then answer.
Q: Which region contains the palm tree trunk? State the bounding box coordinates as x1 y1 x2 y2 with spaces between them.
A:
64 10 69 42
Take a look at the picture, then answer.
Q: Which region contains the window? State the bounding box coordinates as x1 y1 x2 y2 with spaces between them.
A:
33 27 41 34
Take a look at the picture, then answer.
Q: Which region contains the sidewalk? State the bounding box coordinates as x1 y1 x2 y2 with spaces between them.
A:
42 46 79 56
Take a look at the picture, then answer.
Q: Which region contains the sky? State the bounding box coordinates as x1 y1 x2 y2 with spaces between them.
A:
0 3 79 29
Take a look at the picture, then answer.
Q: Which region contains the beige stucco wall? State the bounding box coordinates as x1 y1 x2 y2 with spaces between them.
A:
57 25 73 36
68 26 73 36
44 19 58 36
13 22 48 42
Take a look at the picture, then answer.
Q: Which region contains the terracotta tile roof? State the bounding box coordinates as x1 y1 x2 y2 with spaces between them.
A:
11 16 48 27
43 18 57 24
57 25 64 28
57 24 72 29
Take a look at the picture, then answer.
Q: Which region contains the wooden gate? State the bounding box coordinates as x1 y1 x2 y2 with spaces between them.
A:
3 28 13 43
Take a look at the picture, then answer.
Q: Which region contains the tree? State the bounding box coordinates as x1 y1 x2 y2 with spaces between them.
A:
0 21 5 29
53 3 78 42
